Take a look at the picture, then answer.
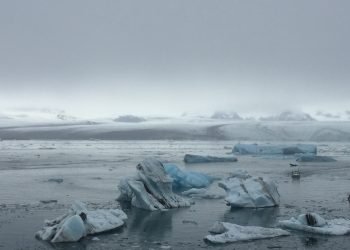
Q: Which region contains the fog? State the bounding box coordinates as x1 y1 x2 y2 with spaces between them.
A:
0 0 349 118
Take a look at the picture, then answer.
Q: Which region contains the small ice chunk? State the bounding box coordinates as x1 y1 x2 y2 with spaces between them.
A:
219 175 280 208
233 143 317 155
205 222 290 243
160 245 172 249
40 200 58 204
184 154 238 163
164 163 213 189
47 178 64 183
279 213 350 235
36 201 127 242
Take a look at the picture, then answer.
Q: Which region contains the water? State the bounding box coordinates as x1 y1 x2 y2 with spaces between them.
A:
0 140 350 249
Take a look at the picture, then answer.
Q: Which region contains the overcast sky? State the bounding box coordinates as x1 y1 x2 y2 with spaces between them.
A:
0 0 349 118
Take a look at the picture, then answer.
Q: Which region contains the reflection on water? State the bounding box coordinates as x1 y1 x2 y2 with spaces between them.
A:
302 236 319 247
126 208 175 240
222 207 280 227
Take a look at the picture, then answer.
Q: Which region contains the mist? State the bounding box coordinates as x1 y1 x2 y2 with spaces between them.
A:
1 0 349 118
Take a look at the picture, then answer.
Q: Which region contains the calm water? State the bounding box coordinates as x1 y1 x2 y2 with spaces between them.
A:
0 140 350 249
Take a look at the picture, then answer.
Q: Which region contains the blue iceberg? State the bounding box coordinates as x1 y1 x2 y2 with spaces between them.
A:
296 155 336 162
164 163 213 190
233 143 317 155
184 154 238 163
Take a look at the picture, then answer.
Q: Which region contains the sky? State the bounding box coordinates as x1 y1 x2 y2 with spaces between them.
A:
0 0 349 118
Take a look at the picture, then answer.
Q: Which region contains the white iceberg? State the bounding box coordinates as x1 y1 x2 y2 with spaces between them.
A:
184 154 237 163
233 143 317 155
117 158 191 211
279 213 350 235
36 201 127 242
205 221 290 243
164 163 213 189
296 155 336 162
116 177 135 202
219 175 280 208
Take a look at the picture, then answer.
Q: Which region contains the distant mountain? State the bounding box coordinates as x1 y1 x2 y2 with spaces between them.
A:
114 115 146 123
260 111 315 122
211 111 243 120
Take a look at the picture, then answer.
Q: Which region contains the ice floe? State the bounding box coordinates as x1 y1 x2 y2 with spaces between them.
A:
117 158 191 211
296 155 336 162
219 174 280 208
233 143 317 155
205 221 290 243
184 154 237 163
279 213 350 235
36 201 127 242
164 163 213 189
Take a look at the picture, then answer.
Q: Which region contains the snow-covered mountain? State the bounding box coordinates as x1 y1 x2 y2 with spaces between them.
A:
260 111 315 122
210 111 243 120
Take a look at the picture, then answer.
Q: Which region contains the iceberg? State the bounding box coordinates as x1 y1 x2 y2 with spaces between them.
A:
184 154 237 163
164 163 213 189
117 158 191 211
36 201 127 242
204 221 290 243
233 143 317 155
279 213 350 235
296 155 336 162
219 175 280 208
116 177 135 202
181 187 225 199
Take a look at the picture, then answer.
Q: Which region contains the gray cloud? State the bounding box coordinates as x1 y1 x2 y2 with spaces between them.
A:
0 0 349 117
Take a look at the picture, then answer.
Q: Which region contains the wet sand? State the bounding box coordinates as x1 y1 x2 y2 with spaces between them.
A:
0 140 350 249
